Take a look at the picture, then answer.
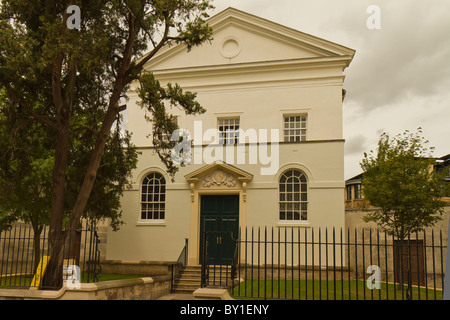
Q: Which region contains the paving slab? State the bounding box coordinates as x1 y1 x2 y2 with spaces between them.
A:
157 288 234 300
156 293 196 300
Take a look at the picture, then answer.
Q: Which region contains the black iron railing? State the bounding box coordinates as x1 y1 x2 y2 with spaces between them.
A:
230 227 447 300
171 238 188 293
200 229 239 288
201 231 209 288
0 222 101 290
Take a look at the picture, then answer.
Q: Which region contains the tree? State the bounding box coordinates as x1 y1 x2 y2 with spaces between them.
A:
0 99 54 270
0 87 138 272
0 0 213 288
360 128 447 240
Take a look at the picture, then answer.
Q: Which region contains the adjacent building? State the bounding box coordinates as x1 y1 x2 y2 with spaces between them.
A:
345 153 450 209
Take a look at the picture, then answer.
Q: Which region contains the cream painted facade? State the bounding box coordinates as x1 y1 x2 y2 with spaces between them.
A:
106 8 355 265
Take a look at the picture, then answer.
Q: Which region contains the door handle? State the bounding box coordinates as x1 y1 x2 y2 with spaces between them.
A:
216 236 222 244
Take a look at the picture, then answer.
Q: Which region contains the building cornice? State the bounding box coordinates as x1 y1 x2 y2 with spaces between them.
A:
148 55 352 77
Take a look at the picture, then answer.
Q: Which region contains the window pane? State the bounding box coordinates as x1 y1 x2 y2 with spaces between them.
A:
141 172 166 220
218 118 240 145
279 170 307 221
283 115 307 142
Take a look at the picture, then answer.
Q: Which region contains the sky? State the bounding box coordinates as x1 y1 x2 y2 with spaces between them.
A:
209 0 450 179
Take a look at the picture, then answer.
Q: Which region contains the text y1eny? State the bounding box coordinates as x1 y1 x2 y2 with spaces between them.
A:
225 304 269 316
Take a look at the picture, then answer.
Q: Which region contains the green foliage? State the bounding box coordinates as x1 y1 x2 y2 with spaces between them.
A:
0 0 213 233
138 73 206 179
0 89 137 231
360 128 446 239
0 94 53 230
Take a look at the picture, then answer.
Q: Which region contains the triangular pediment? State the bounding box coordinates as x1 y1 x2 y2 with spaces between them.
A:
185 161 253 183
143 7 355 72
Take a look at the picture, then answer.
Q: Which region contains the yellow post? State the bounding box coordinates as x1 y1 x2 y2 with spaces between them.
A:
30 256 49 289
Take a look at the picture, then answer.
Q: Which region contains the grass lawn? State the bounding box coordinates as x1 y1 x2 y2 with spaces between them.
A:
0 273 144 288
230 279 443 300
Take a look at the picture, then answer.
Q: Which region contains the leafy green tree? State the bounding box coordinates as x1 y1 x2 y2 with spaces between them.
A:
0 88 138 271
360 128 447 240
0 0 213 288
0 101 54 270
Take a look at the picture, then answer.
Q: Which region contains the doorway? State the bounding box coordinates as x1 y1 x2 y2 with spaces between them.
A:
199 195 239 265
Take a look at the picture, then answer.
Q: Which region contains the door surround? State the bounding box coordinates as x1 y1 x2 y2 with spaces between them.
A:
185 162 253 266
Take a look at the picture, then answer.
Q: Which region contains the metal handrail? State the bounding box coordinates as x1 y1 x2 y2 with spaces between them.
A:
231 237 239 286
171 238 188 293
201 231 209 288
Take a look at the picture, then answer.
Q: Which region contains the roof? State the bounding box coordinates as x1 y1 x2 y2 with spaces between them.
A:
141 7 356 73
438 154 450 162
345 173 363 185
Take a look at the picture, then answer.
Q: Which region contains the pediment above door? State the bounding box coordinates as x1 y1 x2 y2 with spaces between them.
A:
185 161 253 191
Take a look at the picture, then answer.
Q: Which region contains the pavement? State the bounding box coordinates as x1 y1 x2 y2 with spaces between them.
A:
157 293 197 300
157 288 234 300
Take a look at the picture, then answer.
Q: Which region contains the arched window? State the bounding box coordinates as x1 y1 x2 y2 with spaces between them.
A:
141 172 166 220
279 170 308 221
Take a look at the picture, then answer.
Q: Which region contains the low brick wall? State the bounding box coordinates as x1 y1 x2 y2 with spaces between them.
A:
0 275 171 300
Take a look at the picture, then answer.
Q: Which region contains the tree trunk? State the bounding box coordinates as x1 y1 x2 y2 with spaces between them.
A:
42 86 71 289
66 97 122 231
42 88 123 289
41 17 136 287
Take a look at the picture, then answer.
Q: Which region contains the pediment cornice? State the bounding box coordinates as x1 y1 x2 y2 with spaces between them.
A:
142 7 355 73
185 161 253 183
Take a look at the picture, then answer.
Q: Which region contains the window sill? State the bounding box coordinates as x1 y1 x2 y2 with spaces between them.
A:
136 220 167 226
276 221 311 228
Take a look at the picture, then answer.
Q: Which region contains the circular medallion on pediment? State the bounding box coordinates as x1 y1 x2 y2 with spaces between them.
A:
220 37 241 59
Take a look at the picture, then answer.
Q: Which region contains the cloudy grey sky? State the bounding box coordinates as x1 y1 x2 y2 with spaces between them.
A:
210 0 450 179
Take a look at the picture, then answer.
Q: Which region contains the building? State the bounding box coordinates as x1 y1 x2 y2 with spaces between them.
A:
435 154 450 198
345 153 450 209
105 7 355 267
344 173 366 208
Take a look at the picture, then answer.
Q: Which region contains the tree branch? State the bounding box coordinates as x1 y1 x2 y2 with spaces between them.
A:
131 19 171 73
0 79 57 130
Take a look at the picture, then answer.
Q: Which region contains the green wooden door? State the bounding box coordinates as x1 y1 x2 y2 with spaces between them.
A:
200 195 239 265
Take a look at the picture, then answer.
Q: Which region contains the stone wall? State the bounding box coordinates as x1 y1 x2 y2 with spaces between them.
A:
345 205 449 289
345 205 450 239
0 276 171 300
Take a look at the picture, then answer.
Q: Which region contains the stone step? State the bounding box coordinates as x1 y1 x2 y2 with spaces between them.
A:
172 265 236 293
